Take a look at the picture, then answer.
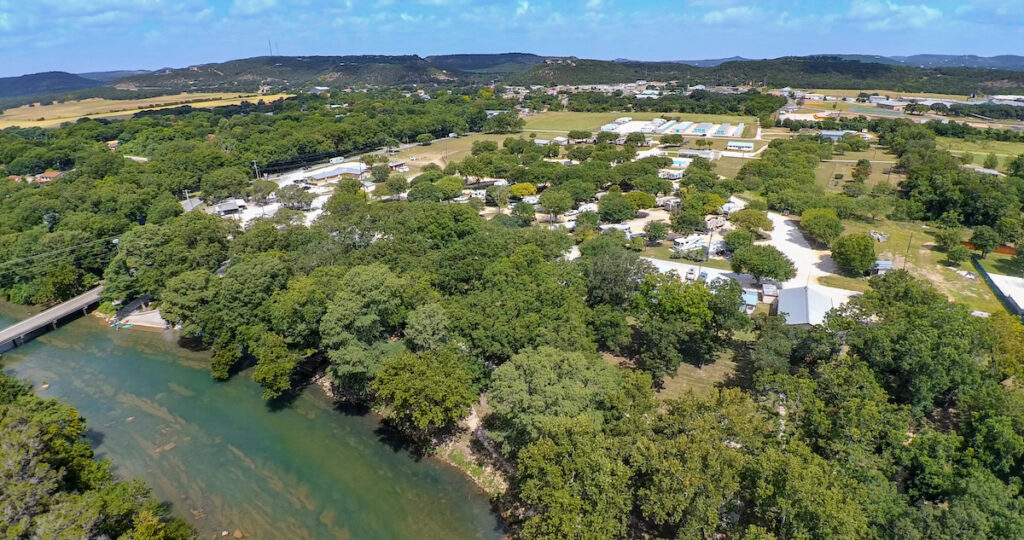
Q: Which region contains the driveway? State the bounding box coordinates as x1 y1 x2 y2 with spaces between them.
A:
763 212 859 305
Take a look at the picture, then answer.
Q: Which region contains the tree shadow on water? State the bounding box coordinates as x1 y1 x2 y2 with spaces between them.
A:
374 419 428 460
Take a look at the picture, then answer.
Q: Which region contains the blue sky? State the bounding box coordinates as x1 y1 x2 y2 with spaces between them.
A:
1 0 1022 77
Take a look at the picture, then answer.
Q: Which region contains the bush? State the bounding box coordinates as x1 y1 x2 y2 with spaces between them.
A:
799 208 843 247
947 245 971 265
624 191 656 210
832 233 876 275
723 229 753 252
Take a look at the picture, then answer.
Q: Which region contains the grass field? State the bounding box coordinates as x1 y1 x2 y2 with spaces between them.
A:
715 157 749 178
840 218 1004 313
816 160 902 191
935 137 1024 168
523 111 758 136
389 133 513 174
0 93 293 128
805 88 976 101
664 139 768 152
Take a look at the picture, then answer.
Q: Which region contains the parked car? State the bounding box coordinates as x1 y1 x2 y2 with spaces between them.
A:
698 271 708 282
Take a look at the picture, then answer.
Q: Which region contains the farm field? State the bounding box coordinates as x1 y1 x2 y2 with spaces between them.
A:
840 218 1005 314
0 93 293 128
524 111 758 136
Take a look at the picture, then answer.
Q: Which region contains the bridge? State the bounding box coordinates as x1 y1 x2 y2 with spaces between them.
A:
0 286 103 353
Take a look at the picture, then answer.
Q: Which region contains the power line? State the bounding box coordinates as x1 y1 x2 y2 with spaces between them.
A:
0 236 119 270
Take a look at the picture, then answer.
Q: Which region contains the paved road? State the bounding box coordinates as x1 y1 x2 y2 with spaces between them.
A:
0 286 103 348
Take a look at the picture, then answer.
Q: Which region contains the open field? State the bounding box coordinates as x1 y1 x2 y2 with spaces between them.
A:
815 161 902 191
524 111 758 136
840 218 1005 313
389 133 513 174
657 353 738 400
0 93 293 128
715 157 749 178
936 137 1024 168
973 252 1020 277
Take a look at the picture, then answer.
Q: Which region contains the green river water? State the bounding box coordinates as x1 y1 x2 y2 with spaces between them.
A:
0 304 504 540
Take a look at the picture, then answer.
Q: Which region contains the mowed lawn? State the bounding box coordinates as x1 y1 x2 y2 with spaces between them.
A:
0 93 293 128
839 218 1005 313
524 111 758 135
389 133 513 174
935 137 1024 169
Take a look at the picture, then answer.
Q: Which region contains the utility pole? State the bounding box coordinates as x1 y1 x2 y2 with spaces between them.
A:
251 160 261 179
904 232 913 269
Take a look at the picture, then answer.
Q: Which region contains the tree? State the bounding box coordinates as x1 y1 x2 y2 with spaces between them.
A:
516 420 631 540
799 208 843 247
248 330 299 400
486 185 510 213
539 188 573 222
947 245 971 265
730 245 796 282
416 133 433 145
510 182 537 197
661 134 684 146
670 210 705 234
276 184 315 209
249 179 277 204
852 158 871 181
199 167 248 203
567 130 592 141
372 348 477 436
624 191 656 210
644 221 667 244
511 201 535 224
729 208 773 236
371 164 390 183
971 225 1001 258
490 347 622 452
983 153 1000 170
483 112 524 134
832 233 877 275
404 303 449 351
723 229 753 252
385 174 408 195
471 140 498 155
598 190 636 223
625 132 646 146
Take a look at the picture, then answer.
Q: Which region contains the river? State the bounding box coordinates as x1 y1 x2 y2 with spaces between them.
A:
0 304 504 540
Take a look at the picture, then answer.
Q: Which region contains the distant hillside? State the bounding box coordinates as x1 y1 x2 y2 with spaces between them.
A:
0 71 102 99
674 56 756 67
425 53 546 74
894 54 1024 70
115 55 454 93
509 56 1024 94
77 70 152 82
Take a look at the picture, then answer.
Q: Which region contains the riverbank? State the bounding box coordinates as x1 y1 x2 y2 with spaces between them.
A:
1 302 506 539
314 372 513 502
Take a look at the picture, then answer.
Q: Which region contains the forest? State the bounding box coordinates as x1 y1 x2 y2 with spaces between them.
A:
4 90 1024 538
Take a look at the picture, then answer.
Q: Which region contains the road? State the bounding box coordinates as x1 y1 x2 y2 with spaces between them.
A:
0 286 103 350
764 212 859 303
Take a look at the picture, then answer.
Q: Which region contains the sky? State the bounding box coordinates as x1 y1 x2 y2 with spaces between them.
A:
1 0 1023 77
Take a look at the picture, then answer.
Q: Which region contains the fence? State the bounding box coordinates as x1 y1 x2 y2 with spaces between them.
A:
971 256 1023 319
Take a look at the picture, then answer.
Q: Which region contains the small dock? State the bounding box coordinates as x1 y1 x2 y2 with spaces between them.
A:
0 286 103 353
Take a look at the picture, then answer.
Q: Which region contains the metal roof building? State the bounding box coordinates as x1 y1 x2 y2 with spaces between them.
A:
777 286 837 326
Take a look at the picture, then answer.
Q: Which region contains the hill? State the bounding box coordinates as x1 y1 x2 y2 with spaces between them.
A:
116 55 454 93
424 53 546 74
510 56 1024 94
0 71 103 99
77 69 152 82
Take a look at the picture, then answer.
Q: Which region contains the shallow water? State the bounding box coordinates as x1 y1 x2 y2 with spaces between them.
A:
0 306 503 539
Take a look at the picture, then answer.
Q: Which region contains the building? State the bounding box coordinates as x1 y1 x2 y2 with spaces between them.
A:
180 198 203 213
819 130 855 142
741 291 759 315
761 283 779 301
552 136 568 145
34 170 63 183
209 198 247 217
534 139 550 146
659 169 684 180
973 167 1002 177
726 141 755 151
664 121 693 134
876 99 909 111
719 201 743 216
307 162 369 183
692 122 713 135
777 286 837 326
715 123 732 136
873 260 894 275
311 86 330 95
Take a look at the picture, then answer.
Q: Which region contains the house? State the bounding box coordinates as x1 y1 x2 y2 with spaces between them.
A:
777 286 836 326
719 201 743 216
7 175 22 182
659 169 684 180
552 136 569 146
819 130 855 142
180 198 203 213
741 291 759 315
873 260 894 275
534 139 551 146
106 140 120 150
726 141 755 152
35 170 63 183
210 198 247 217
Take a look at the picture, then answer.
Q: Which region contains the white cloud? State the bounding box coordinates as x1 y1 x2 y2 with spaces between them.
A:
231 0 278 16
515 0 529 18
702 6 760 25
847 1 943 30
